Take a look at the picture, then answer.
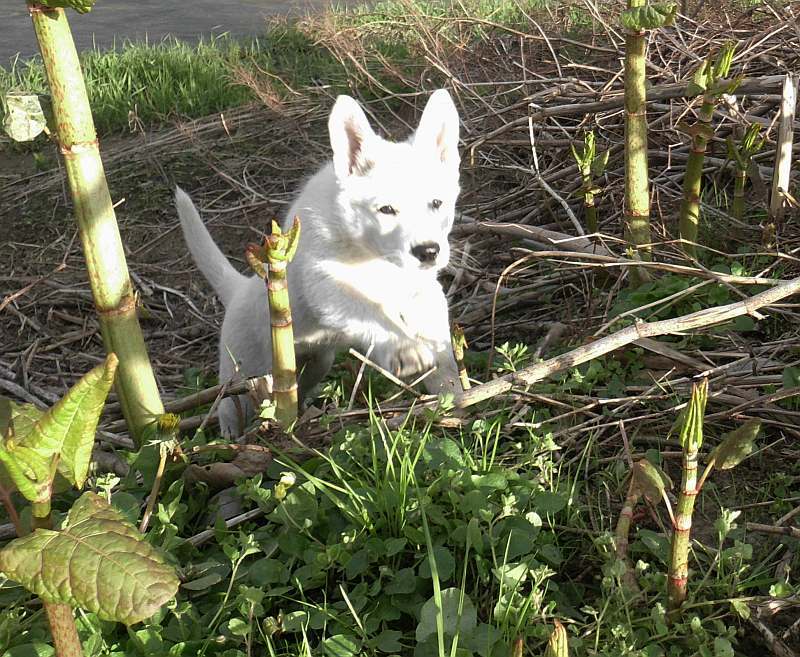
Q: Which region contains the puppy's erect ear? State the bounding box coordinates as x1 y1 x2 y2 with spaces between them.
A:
413 89 460 166
329 95 376 178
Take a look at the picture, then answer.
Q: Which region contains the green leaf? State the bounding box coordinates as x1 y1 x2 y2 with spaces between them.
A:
631 460 672 504
320 634 361 657
534 491 568 514
2 94 48 142
419 546 455 581
730 598 750 620
0 441 54 504
678 379 708 452
375 629 403 652
21 354 117 488
590 149 609 177
712 43 736 81
0 492 179 625
227 618 250 636
39 0 97 14
782 365 800 390
621 3 677 30
708 421 760 470
687 61 710 96
713 636 734 657
416 588 477 642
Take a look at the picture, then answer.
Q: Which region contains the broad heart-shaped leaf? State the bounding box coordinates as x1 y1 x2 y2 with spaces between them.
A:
709 421 760 470
416 587 477 642
621 3 676 31
631 459 672 504
2 94 47 142
22 353 117 488
0 492 179 625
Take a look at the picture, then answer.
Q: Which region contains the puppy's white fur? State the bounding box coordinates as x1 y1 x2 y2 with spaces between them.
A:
176 90 462 436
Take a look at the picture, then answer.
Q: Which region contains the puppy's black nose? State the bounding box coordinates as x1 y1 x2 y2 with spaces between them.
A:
411 242 440 265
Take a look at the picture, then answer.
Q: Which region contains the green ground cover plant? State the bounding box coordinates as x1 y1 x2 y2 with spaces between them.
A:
1 1 798 656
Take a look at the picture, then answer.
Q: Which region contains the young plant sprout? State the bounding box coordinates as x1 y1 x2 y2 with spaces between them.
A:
727 122 765 221
246 217 302 429
667 379 760 616
678 43 740 258
570 130 609 234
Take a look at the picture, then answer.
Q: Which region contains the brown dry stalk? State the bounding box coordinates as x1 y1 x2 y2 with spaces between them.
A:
453 274 800 410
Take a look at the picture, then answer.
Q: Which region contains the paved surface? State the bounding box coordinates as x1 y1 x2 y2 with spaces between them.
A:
2 0 342 62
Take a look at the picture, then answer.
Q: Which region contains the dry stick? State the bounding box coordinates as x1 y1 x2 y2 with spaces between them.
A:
452 274 800 410
468 75 786 151
104 376 271 433
746 523 800 539
768 73 798 227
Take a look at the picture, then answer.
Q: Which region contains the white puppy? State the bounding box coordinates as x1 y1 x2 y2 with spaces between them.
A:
175 90 462 436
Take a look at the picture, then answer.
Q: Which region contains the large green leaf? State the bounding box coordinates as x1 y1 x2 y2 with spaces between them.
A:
416 587 477 642
0 492 179 625
621 3 676 31
709 421 760 470
22 354 117 488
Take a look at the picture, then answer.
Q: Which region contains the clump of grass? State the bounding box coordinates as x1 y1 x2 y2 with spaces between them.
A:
2 35 256 134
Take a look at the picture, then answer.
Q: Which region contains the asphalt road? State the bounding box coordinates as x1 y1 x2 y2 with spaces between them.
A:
2 0 342 62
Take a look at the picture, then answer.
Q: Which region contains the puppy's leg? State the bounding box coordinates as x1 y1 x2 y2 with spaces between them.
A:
411 285 462 395
297 347 336 406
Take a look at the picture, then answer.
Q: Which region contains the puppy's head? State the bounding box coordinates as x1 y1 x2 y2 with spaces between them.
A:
328 90 460 274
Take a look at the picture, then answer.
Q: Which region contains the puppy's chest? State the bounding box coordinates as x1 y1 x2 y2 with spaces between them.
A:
321 259 439 336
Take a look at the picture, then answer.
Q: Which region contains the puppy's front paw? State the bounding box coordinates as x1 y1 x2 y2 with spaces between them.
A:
385 342 437 378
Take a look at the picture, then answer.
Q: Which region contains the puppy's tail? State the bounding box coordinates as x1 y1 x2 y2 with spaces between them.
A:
175 186 243 306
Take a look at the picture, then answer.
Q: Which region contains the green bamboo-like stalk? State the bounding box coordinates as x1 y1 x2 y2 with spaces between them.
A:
678 44 737 258
677 100 714 258
28 3 163 444
623 0 653 284
667 379 708 614
247 218 301 428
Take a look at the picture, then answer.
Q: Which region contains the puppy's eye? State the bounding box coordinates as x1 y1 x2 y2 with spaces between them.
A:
431 199 443 210
378 205 397 215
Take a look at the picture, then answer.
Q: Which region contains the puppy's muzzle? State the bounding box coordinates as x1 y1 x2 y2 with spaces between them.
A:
411 242 440 266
